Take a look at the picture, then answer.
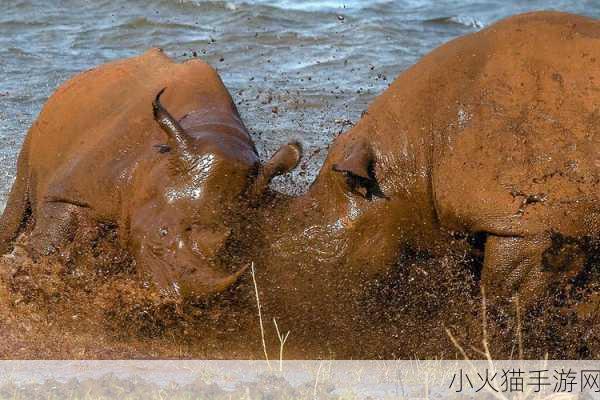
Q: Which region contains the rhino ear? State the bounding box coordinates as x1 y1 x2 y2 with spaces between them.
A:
332 141 373 180
251 141 303 196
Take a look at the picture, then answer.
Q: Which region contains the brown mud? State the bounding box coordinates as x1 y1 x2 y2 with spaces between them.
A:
0 222 598 359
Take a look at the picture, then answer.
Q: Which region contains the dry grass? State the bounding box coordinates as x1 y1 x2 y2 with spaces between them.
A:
250 261 291 372
443 288 579 400
273 317 291 372
250 262 271 370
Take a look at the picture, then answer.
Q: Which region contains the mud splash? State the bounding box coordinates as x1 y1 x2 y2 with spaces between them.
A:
0 223 598 359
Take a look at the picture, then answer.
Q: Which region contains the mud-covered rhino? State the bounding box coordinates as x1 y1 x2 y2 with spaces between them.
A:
0 48 301 298
255 11 600 310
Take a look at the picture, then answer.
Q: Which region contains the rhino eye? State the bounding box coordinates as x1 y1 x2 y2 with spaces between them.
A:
332 150 387 201
159 227 169 237
343 172 387 201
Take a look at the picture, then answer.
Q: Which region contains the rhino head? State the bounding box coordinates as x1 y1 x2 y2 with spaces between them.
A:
129 88 302 298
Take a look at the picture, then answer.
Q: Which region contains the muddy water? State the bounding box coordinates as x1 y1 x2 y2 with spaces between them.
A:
1 1 600 359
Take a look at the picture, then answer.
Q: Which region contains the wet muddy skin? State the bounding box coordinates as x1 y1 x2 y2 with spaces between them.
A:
1 11 600 359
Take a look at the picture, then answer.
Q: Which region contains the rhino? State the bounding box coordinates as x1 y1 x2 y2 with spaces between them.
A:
254 11 600 311
0 48 301 298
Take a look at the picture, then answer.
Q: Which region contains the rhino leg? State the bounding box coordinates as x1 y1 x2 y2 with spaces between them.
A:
481 234 554 309
27 202 81 258
0 172 29 255
0 135 31 255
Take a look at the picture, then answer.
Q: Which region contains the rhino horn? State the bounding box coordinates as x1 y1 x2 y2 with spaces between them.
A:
190 263 250 297
152 88 196 169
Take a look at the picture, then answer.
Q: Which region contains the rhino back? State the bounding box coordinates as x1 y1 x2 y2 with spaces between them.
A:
428 12 600 237
322 12 600 239
24 48 233 217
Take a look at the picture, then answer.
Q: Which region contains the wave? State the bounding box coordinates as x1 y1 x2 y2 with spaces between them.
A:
161 0 393 13
116 16 205 31
424 15 485 29
156 0 244 12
